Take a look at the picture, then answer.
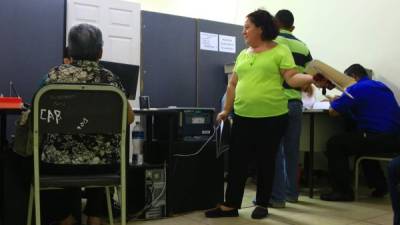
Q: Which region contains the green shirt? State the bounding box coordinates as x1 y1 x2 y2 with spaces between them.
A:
275 29 312 100
233 44 296 118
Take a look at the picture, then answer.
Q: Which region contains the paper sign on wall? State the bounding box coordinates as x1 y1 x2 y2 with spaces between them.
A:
219 35 236 53
200 32 218 52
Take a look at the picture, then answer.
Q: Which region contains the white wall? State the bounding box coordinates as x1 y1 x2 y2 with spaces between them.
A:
127 0 400 102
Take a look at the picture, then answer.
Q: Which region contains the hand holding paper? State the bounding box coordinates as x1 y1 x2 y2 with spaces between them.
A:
305 60 356 99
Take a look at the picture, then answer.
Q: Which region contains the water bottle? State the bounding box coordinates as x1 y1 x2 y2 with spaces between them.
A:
131 121 144 165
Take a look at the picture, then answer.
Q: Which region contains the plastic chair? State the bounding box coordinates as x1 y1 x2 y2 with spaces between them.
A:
354 152 398 200
27 84 127 225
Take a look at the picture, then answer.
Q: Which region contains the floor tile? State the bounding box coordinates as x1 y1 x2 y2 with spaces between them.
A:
122 183 394 225
364 213 393 225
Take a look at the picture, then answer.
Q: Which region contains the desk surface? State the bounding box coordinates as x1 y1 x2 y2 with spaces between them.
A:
133 108 179 113
133 107 214 114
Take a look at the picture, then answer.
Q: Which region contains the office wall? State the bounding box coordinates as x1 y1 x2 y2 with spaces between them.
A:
0 0 65 136
141 11 244 110
197 19 246 110
0 0 65 101
0 1 65 224
129 0 400 102
141 11 197 107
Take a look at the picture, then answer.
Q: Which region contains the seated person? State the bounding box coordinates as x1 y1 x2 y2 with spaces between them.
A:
40 23 134 225
316 63 400 201
388 156 400 225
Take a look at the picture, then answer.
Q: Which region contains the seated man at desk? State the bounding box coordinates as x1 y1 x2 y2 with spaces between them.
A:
317 63 400 201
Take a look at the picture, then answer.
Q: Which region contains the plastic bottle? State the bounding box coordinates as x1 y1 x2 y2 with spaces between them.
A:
131 121 145 165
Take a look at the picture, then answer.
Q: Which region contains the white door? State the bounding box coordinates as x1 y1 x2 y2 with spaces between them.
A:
66 0 140 65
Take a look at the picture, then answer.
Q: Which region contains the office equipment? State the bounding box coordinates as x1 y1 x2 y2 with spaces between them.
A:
99 61 139 99
139 96 150 109
169 141 224 213
134 108 224 214
127 164 167 220
28 84 128 225
154 108 214 141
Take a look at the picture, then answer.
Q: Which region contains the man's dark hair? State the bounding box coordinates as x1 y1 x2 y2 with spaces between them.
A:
275 9 294 29
247 9 279 41
344 64 368 78
68 23 103 61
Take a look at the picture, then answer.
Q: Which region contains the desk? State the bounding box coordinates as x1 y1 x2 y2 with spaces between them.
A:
302 110 324 198
0 107 22 225
300 110 346 198
0 108 21 151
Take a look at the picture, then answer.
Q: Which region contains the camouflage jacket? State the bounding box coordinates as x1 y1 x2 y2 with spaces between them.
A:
40 60 124 165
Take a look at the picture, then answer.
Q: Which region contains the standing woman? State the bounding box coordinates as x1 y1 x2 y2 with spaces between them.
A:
205 9 313 219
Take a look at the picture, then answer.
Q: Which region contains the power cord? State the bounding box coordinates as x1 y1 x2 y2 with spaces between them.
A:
215 120 230 158
172 123 222 157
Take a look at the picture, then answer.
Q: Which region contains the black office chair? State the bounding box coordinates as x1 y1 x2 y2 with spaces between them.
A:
27 84 128 225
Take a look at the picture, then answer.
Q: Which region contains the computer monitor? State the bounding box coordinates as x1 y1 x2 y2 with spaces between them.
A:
99 61 139 99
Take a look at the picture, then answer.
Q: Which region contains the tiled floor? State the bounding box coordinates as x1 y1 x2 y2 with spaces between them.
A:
125 183 393 225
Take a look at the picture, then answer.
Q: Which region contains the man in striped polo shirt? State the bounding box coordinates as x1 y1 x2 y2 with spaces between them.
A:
269 9 313 207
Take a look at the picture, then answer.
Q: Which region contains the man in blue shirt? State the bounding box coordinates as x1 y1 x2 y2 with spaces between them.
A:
320 64 400 201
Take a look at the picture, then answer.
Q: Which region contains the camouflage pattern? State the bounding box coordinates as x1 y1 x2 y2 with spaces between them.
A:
41 60 124 165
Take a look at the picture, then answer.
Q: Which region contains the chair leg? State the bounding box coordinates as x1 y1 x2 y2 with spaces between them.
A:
115 186 121 205
113 185 125 225
26 185 34 225
105 186 114 225
121 184 126 225
355 157 363 200
33 184 41 225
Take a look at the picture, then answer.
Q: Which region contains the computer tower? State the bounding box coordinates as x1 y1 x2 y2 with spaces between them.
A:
168 140 224 213
126 164 166 220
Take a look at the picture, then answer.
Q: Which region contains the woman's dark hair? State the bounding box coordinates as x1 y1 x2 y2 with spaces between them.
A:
247 9 279 41
68 23 103 61
344 64 368 78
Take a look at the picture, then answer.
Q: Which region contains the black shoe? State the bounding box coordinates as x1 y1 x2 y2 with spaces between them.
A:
251 206 269 219
371 188 388 198
205 207 239 218
320 191 354 201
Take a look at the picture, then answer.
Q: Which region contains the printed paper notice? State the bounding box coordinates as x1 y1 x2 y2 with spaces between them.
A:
219 35 236 53
200 32 218 52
